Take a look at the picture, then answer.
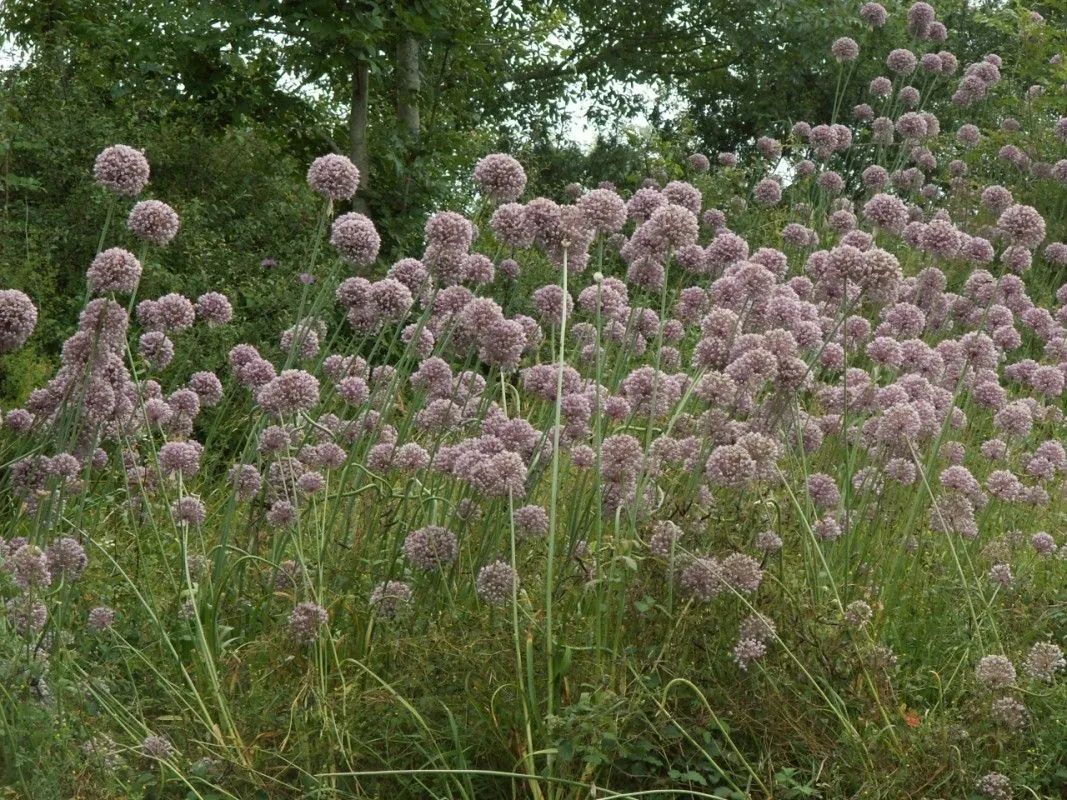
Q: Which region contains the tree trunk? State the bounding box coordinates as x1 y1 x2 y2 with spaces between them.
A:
396 33 420 137
349 56 370 212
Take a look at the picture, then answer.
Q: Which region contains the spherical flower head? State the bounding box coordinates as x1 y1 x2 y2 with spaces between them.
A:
887 49 917 75
140 735 173 761
817 171 844 194
721 552 763 593
844 599 873 628
906 2 935 35
977 772 1012 800
369 580 413 618
155 293 195 332
10 544 52 590
87 247 142 294
896 111 928 139
128 200 180 246
93 144 150 196
88 606 116 631
307 153 360 200
1024 642 1065 681
425 210 474 250
1057 117 1067 141
752 177 782 206
662 181 702 215
490 203 535 249
718 151 738 166
158 439 203 478
757 136 781 159
138 331 174 369
680 557 724 601
257 369 320 415
860 2 888 26
869 76 893 98
370 277 414 321
473 153 527 202
288 601 328 644
831 37 859 61
195 292 233 325
0 289 38 353
331 212 381 267
476 560 518 605
172 495 207 526
403 525 458 570
997 204 1046 249
976 654 1016 690
45 537 88 581
687 153 710 172
187 371 223 407
862 193 908 235
578 188 627 232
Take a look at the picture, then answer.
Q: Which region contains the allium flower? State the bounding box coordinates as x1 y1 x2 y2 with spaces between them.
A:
88 606 116 631
756 531 783 551
705 444 756 488
862 193 908 235
172 496 207 526
988 563 1013 586
490 203 535 248
307 154 360 200
228 464 262 500
0 290 38 353
188 371 223 407
977 772 1012 800
195 292 233 325
476 560 518 605
156 293 196 331
6 597 47 635
1024 642 1065 682
473 153 527 202
87 248 142 294
369 581 413 618
831 37 859 61
997 204 1046 248
257 369 320 415
10 544 51 589
140 735 173 761
331 213 381 267
887 49 917 75
721 552 763 593
93 144 150 196
860 2 888 26
679 557 724 601
578 188 627 232
733 638 767 670
990 697 1026 731
976 654 1016 690
138 331 174 369
425 211 474 250
752 178 782 206
288 601 328 644
514 504 549 538
687 153 710 172
45 537 87 581
403 526 459 570
843 599 872 628
158 440 203 478
127 200 180 246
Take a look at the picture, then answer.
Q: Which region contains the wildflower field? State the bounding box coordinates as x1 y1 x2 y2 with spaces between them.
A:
1 2 1067 798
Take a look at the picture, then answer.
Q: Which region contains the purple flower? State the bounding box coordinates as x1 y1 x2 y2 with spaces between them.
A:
331 213 381 267
403 526 459 570
195 292 233 325
288 601 328 644
128 200 180 246
0 290 38 353
473 153 527 202
87 248 142 294
831 37 859 61
476 560 518 605
88 606 116 631
307 154 360 200
93 144 150 196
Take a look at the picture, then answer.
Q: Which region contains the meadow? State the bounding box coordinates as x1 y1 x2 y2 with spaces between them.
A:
1 2 1067 798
